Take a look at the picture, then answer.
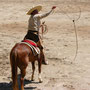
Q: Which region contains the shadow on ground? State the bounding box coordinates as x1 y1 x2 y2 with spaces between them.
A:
0 75 38 90
0 82 12 90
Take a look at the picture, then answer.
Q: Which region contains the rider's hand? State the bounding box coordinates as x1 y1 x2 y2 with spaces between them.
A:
52 6 56 10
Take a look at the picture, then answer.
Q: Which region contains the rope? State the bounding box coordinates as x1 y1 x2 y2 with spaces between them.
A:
39 21 48 41
73 20 78 61
59 4 81 62
39 4 81 62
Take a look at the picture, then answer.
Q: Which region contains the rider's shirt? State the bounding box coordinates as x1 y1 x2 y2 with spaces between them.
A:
28 9 53 31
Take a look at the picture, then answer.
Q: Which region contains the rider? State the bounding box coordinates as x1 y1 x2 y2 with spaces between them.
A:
24 5 56 65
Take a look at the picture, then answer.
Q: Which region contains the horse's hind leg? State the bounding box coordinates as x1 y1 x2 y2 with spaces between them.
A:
11 64 19 90
31 62 35 81
10 53 19 90
20 69 26 90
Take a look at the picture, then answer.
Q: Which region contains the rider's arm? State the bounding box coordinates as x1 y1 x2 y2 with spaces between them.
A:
34 9 53 19
39 9 53 19
34 6 56 19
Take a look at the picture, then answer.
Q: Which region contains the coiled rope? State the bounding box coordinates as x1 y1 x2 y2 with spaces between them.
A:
39 21 48 42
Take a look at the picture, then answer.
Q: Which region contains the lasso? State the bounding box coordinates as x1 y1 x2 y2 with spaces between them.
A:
39 4 81 62
61 4 81 62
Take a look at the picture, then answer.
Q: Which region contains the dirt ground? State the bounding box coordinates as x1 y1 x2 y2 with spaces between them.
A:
0 0 90 90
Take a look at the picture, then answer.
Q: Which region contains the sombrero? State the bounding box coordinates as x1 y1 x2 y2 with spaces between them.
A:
27 5 42 15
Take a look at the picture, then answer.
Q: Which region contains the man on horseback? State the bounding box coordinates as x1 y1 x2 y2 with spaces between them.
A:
24 5 56 65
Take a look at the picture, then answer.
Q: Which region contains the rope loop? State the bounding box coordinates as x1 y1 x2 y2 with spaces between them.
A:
58 4 81 62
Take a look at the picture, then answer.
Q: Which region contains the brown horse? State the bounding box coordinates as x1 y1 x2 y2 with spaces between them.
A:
10 41 44 90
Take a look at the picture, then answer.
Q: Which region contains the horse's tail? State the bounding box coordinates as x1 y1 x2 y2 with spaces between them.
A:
10 49 19 90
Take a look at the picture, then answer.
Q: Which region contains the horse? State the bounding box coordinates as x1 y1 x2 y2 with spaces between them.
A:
10 41 44 90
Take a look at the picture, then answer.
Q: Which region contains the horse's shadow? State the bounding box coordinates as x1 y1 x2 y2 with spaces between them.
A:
0 75 38 90
0 81 12 90
24 79 37 90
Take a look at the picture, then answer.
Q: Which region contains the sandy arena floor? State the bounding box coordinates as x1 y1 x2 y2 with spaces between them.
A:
0 0 90 90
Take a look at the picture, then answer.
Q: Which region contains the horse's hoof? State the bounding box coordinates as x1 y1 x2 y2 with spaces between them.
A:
31 78 35 81
31 77 35 81
38 77 43 83
42 60 48 65
39 80 43 83
31 79 35 81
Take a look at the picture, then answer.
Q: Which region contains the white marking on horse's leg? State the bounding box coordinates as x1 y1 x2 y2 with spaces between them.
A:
31 72 34 81
38 73 43 83
45 60 49 65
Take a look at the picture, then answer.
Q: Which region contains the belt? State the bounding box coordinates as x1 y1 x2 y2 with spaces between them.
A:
28 30 38 35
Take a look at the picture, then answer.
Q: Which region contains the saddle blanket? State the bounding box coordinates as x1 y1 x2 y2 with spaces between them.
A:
21 39 40 56
23 39 37 47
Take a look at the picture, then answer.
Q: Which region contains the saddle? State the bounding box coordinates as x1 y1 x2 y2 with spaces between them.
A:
21 39 40 56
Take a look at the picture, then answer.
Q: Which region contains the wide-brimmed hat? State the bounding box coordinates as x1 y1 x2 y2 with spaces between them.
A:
27 5 42 15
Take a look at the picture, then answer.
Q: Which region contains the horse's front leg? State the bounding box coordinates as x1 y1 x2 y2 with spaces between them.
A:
38 56 43 83
31 62 35 81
